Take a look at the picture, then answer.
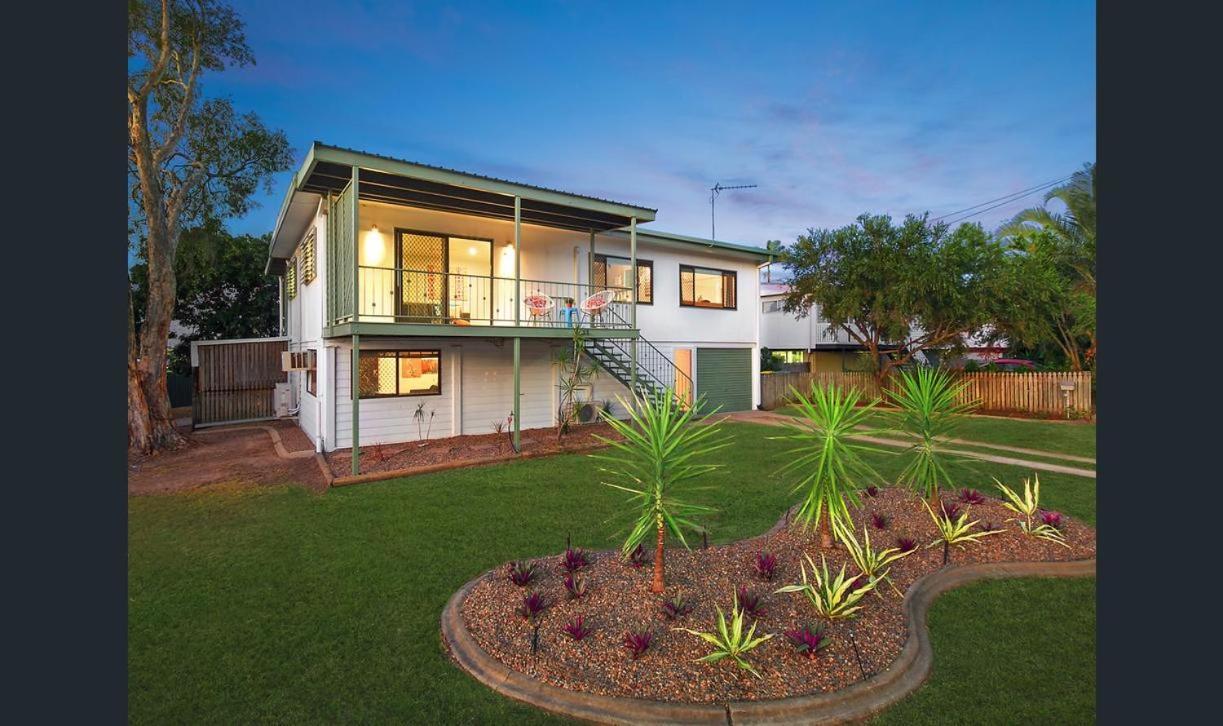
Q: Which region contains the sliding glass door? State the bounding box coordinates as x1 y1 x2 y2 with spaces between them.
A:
394 230 493 324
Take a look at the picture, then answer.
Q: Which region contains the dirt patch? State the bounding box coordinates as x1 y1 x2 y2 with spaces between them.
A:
325 424 621 478
128 419 325 495
458 487 1095 704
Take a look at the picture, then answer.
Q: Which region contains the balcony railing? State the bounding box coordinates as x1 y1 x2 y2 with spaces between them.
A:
347 266 633 330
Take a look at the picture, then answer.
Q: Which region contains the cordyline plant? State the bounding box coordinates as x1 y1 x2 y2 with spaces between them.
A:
923 500 1004 563
994 475 1069 547
559 547 592 573
754 551 779 580
593 391 730 593
622 630 654 659
775 554 877 620
784 623 831 659
771 384 886 547
661 592 696 619
676 591 774 678
835 522 915 597
885 366 977 509
507 560 537 587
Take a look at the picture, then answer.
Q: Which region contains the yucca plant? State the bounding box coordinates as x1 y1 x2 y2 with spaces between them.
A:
994 475 1069 547
771 384 886 547
676 592 774 678
924 499 1004 563
885 366 977 509
775 553 877 620
834 522 914 596
593 391 730 593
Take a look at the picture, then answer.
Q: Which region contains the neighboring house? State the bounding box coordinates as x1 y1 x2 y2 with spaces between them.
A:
759 283 868 372
267 142 773 469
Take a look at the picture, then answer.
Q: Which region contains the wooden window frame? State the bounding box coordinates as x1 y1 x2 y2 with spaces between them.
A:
679 264 737 310
301 229 317 285
355 349 443 400
593 253 653 305
304 349 318 396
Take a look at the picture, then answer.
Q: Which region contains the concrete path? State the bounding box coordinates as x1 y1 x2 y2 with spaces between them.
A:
718 410 1097 480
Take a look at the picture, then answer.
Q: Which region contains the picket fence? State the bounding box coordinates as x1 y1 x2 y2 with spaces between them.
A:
760 370 1094 417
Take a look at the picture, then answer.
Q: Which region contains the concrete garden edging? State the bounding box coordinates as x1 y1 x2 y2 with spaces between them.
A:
440 514 1096 724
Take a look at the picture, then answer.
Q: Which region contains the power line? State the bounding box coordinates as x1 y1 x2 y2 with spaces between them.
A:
930 175 1071 225
941 180 1067 227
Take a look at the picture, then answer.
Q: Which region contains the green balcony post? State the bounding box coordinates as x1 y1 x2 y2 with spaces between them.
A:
351 334 360 476
588 230 596 290
629 216 638 395
513 336 521 451
514 196 521 326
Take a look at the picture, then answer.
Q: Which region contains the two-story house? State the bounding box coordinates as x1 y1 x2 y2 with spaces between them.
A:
268 143 774 474
759 282 867 372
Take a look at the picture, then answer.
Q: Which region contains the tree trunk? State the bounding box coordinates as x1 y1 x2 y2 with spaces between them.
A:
819 516 833 548
651 521 665 593
128 287 154 451
930 491 942 514
131 219 186 453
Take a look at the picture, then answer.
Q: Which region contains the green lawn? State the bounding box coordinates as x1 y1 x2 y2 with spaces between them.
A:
129 420 1095 723
773 405 1096 459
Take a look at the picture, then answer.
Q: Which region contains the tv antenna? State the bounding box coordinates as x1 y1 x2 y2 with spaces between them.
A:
710 182 757 240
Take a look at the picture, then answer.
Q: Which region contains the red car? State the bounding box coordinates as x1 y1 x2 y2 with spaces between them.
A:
985 358 1038 372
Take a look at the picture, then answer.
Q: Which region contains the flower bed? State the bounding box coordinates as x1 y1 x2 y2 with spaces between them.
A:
455 487 1095 704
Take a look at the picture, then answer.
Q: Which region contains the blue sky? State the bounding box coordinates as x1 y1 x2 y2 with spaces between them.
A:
211 0 1095 246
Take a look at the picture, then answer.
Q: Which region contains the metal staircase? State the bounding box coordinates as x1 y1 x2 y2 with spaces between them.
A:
583 335 693 405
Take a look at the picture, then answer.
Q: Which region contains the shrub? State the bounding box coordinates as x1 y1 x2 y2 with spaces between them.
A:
626 543 646 568
563 574 588 600
836 523 914 596
735 586 766 619
924 500 1005 562
771 384 885 547
622 630 654 659
516 592 549 622
560 547 592 573
870 512 890 530
754 551 778 580
885 366 977 507
676 592 774 678
896 536 919 553
940 500 961 520
775 554 877 620
865 485 880 498
661 592 695 619
1040 510 1064 529
507 560 537 587
593 391 729 592
958 488 986 505
994 475 1069 547
784 623 831 659
563 615 593 641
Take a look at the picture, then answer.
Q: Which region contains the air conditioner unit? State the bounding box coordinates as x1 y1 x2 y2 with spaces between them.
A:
281 350 315 371
274 382 291 417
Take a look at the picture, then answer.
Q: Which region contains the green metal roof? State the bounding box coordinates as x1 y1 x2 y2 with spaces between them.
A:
608 228 774 260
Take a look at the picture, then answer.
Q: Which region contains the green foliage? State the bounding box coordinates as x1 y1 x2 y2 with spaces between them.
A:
993 163 1096 371
676 592 774 678
886 366 977 502
771 384 884 536
553 326 598 437
923 500 1004 548
834 523 914 596
591 391 730 559
775 554 877 620
994 475 1069 546
782 213 1005 377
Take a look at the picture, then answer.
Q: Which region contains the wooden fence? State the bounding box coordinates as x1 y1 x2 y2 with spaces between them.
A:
191 338 288 427
760 370 1094 417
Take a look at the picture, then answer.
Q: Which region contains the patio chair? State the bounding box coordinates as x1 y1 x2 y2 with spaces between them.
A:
579 289 618 327
523 293 555 326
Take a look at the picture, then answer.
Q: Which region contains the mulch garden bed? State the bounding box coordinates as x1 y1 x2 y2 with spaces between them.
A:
456 486 1096 704
326 423 622 478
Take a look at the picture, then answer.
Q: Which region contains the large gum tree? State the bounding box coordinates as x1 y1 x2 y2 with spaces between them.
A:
128 0 291 453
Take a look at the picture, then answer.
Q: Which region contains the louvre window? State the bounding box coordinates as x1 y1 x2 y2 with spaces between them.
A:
357 350 441 398
286 256 298 299
593 254 652 304
301 229 317 285
679 265 736 309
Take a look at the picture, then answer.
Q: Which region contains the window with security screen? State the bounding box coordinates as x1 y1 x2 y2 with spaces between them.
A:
594 254 652 304
357 350 441 398
679 265 736 309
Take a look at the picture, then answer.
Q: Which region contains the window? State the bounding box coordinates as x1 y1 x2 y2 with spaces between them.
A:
304 349 318 396
286 256 298 299
301 229 317 285
762 300 783 314
357 350 441 398
680 265 736 309
593 254 652 304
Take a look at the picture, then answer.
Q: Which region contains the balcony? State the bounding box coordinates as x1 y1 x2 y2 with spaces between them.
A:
325 266 636 337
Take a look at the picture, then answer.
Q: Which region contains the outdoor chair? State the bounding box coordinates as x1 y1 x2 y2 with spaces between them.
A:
523 293 555 326
579 289 618 327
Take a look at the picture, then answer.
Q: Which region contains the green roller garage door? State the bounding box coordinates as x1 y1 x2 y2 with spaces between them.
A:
696 348 752 413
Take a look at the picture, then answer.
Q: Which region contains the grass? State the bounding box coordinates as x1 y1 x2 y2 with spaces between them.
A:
773 405 1096 459
129 420 1095 723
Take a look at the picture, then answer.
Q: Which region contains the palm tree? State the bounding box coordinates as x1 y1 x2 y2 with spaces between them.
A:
593 392 730 593
997 163 1096 365
886 366 977 510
